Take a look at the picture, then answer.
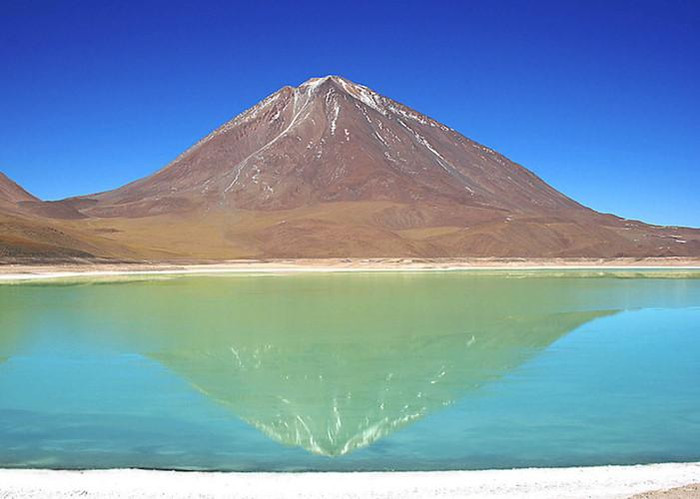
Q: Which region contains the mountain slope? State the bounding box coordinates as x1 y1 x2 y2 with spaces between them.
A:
3 76 700 260
0 172 39 205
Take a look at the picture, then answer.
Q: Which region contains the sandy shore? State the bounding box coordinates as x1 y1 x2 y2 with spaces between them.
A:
1 257 700 281
632 483 700 498
0 463 698 498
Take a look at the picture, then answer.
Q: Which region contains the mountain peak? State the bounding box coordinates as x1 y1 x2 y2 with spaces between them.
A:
299 75 345 86
299 75 334 86
298 75 379 102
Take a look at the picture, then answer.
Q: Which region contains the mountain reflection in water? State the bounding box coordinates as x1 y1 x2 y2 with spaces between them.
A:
1 272 697 457
151 310 609 455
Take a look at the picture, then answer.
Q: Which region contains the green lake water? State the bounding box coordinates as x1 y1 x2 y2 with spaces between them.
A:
0 271 699 471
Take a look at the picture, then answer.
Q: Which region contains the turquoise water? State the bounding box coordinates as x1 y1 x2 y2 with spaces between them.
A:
0 271 699 471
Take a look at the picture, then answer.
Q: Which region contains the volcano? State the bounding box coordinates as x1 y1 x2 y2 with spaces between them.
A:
2 76 699 259
78 76 584 216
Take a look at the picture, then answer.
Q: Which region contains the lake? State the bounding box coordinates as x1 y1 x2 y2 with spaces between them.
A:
0 270 699 471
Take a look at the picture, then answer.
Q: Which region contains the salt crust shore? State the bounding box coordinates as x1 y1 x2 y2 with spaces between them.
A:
1 257 699 282
0 463 699 498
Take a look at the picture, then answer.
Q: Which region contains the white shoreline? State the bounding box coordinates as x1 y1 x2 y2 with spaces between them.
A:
1 462 699 498
1 263 700 282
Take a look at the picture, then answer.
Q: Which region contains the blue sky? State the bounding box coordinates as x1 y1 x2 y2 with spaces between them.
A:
1 0 698 227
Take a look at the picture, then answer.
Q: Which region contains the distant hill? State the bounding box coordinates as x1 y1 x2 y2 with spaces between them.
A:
2 76 699 260
0 173 128 259
0 172 38 205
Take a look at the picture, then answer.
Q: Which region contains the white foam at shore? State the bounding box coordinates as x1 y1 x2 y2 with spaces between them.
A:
0 463 698 498
1 263 700 282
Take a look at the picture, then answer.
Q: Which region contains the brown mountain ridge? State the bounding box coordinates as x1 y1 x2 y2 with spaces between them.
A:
2 75 699 260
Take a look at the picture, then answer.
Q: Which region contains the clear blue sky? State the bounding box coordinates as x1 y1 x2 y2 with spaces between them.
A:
1 0 698 227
